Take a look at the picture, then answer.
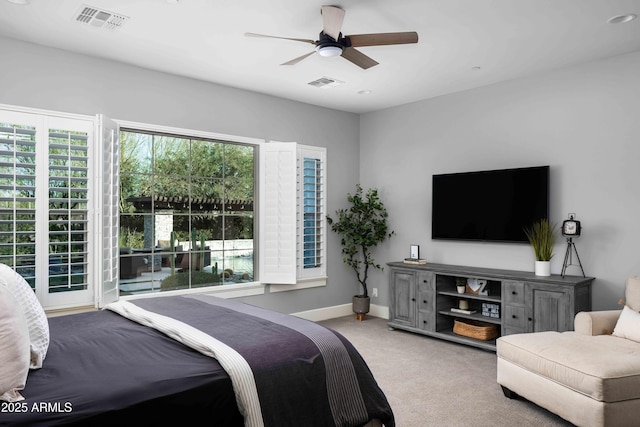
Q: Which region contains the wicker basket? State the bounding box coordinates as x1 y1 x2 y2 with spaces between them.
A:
453 319 499 341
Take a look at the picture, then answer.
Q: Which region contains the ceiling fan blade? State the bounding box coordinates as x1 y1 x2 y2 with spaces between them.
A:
347 31 419 47
281 51 316 66
341 47 379 70
321 5 345 41
244 32 316 45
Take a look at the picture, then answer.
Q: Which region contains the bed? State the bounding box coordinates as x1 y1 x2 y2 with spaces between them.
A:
0 293 394 427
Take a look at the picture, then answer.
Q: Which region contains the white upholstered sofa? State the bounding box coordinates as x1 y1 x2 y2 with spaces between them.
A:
497 277 640 427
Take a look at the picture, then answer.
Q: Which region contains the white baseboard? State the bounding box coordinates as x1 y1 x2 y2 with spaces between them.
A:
292 303 389 322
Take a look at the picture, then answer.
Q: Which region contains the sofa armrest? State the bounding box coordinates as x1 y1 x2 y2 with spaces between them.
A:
574 310 621 336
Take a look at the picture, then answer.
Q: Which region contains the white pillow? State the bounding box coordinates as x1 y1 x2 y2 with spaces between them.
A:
612 305 640 343
0 285 30 402
0 263 49 368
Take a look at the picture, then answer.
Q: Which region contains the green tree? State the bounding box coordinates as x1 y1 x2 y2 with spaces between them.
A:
327 185 395 298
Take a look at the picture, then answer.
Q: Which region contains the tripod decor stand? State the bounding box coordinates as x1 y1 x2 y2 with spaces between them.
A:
561 214 585 277
561 237 585 277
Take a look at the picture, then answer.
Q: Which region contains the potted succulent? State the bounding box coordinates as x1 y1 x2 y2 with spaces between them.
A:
456 278 467 294
524 218 557 276
327 184 394 320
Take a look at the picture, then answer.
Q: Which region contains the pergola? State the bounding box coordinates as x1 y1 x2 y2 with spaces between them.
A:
126 195 254 213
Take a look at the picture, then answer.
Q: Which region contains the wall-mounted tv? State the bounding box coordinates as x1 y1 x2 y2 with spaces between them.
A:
431 165 549 243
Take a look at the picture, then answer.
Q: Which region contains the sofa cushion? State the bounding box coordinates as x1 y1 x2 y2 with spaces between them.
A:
612 305 640 343
497 331 640 403
626 276 640 311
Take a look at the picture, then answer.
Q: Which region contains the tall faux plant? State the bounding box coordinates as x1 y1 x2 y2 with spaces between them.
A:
327 184 395 298
524 218 556 261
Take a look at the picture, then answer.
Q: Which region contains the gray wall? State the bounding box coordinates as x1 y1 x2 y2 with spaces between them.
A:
360 51 640 311
0 36 361 314
3 35 639 314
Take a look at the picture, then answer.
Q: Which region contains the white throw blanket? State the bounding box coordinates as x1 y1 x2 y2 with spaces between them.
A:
105 300 264 427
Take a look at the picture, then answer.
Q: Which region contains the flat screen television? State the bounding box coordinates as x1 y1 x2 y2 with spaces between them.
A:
431 165 549 243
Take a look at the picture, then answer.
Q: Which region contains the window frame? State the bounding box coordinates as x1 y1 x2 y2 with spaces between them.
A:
115 119 265 300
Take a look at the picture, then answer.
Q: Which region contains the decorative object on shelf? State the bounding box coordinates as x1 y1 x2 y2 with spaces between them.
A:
482 302 500 318
410 244 420 260
453 319 499 341
404 244 426 264
524 218 557 276
561 214 586 277
465 278 487 294
456 278 466 293
327 184 395 321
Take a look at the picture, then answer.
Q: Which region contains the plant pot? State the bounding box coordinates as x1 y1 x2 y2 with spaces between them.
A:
535 260 551 277
456 285 466 294
353 295 370 321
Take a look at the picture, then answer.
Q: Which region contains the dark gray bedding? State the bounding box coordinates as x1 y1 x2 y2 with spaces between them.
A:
2 295 394 427
1 309 242 426
131 295 395 427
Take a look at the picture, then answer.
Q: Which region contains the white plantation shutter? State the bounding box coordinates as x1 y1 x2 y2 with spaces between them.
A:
0 107 95 309
0 113 38 290
44 116 94 308
297 146 326 279
260 142 297 284
47 122 90 295
96 115 119 307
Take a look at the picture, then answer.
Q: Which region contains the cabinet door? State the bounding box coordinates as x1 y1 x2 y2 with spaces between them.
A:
527 284 571 332
390 271 416 327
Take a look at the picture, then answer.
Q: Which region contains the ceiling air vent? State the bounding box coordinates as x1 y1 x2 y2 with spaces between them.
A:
73 5 129 31
307 77 345 89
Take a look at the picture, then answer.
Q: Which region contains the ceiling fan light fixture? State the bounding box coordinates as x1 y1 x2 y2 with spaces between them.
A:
316 44 343 57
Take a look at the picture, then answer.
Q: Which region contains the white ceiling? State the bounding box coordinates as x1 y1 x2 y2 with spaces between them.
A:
1 0 639 114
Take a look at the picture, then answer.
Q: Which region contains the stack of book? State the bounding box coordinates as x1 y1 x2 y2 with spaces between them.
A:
451 307 477 315
403 258 427 265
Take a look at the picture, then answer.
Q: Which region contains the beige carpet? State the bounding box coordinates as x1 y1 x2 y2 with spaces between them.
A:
320 315 574 427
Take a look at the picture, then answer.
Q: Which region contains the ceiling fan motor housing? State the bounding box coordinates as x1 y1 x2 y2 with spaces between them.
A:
315 31 345 56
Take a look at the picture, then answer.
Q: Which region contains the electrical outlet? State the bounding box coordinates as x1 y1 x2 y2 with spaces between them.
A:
372 288 378 297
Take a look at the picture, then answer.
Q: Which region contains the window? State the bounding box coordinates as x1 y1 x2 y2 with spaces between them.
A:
118 129 255 295
0 108 95 309
1 105 327 309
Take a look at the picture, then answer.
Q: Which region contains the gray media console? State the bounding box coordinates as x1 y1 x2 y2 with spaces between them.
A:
387 261 594 351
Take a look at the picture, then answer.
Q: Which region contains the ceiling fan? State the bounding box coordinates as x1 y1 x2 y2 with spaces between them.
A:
245 5 418 70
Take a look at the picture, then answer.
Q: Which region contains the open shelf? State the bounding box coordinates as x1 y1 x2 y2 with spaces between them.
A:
437 290 501 302
438 310 502 325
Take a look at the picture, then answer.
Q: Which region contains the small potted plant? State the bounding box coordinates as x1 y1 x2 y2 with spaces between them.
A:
327 184 394 320
524 218 557 276
456 278 467 294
